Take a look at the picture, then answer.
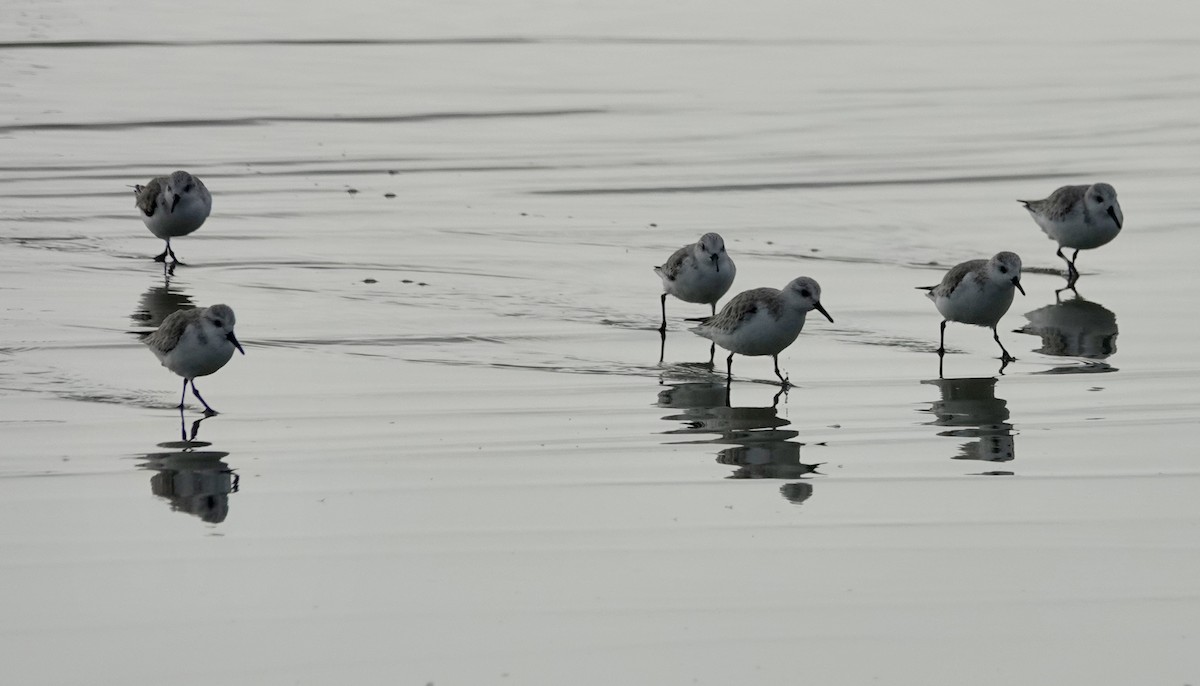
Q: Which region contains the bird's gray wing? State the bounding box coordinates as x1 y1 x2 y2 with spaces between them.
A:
655 244 691 280
134 178 165 217
143 307 201 354
1019 184 1087 220
932 259 987 298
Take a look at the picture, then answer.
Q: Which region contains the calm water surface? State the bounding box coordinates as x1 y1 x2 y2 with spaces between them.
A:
3 1 1200 684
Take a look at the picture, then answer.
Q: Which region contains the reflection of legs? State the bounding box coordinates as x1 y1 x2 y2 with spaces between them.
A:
657 328 666 365
992 326 1015 362
658 293 668 333
772 355 790 387
190 379 218 415
937 320 947 356
725 352 735 383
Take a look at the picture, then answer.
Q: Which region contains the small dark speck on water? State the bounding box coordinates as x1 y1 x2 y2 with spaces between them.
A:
811 248 820 252
650 222 657 227
418 282 428 286
384 193 396 198
362 278 377 284
520 212 528 216
402 279 413 284
387 170 397 175
347 188 359 194
1089 387 1104 391
766 240 774 245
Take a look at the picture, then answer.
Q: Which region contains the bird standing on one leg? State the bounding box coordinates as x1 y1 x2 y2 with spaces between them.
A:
654 232 736 333
690 276 833 387
919 252 1025 366
134 170 212 265
143 304 245 415
1018 182 1123 288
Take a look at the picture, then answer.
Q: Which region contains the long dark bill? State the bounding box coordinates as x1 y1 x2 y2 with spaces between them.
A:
814 302 834 323
227 331 246 355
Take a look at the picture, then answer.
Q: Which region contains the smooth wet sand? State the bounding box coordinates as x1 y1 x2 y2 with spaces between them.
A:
3 1 1200 684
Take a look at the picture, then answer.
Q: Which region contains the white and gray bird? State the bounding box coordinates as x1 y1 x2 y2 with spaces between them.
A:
654 232 736 332
920 252 1025 365
143 304 244 415
1019 182 1123 287
134 170 212 264
690 276 832 387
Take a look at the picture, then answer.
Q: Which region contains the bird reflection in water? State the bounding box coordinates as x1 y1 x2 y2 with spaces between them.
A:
921 376 1015 474
130 272 195 328
139 412 239 524
1016 293 1117 374
658 380 820 504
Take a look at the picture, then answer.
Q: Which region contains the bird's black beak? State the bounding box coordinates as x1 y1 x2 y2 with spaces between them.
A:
170 193 181 212
814 301 834 323
711 253 720 272
1013 277 1026 296
227 331 245 355
1107 205 1122 229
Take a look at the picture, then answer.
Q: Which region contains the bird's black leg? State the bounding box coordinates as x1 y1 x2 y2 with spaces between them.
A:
773 354 790 388
1067 249 1081 286
726 352 735 383
937 320 947 357
177 379 188 410
190 379 218 415
658 293 668 333
154 241 170 263
708 342 715 366
167 241 184 266
1056 246 1077 284
992 326 1016 363
657 328 666 365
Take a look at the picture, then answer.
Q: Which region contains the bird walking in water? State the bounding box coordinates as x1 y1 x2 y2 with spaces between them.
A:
690 276 832 387
1019 182 1123 288
134 170 212 265
654 232 736 332
920 252 1025 368
143 304 244 415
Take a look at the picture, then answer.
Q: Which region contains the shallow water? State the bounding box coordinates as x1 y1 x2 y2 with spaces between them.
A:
3 1 1200 684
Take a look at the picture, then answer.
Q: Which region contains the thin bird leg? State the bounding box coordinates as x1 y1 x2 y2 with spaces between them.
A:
177 379 189 409
992 326 1016 363
726 352 735 383
1056 246 1077 282
937 320 947 357
772 354 790 388
190 379 218 415
659 293 668 332
1067 249 1081 286
657 328 666 365
154 241 170 263
167 240 184 265
708 342 715 366
178 406 187 442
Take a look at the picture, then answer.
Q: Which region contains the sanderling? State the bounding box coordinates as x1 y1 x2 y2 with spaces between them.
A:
919 252 1025 364
134 170 212 264
144 304 244 415
1018 182 1123 287
690 276 832 386
654 232 736 331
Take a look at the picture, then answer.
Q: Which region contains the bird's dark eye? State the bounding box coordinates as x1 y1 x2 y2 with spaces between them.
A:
213 320 223 328
799 289 811 298
185 183 194 192
1094 196 1103 202
999 266 1008 274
